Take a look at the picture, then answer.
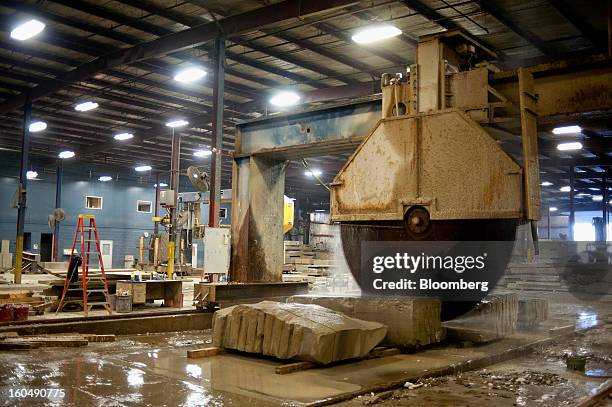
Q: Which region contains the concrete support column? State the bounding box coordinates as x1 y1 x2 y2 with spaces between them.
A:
14 100 32 284
230 156 286 283
209 36 225 228
52 159 63 262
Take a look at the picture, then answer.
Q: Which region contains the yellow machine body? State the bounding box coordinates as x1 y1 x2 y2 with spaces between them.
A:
283 195 295 234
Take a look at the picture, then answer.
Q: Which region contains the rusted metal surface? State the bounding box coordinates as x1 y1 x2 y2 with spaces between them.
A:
416 36 443 112
331 111 523 222
518 68 542 221
493 59 612 118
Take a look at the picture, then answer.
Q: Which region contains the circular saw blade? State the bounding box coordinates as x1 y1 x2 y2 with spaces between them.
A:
340 219 518 320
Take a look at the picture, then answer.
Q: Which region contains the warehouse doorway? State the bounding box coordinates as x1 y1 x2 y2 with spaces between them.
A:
23 232 32 251
100 240 113 268
40 233 53 262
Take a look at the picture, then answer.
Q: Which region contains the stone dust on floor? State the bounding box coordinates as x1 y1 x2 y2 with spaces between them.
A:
341 323 612 407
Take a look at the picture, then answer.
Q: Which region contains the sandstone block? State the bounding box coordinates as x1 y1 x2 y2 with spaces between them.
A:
289 295 444 348
212 301 387 364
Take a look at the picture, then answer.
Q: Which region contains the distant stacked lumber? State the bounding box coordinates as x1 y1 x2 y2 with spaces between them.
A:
283 241 338 283
212 301 387 364
444 293 518 343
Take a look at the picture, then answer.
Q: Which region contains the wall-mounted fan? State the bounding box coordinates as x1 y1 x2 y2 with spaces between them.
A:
47 208 66 229
186 166 210 192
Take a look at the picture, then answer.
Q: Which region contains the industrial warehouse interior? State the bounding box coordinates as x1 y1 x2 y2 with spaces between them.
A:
0 0 610 406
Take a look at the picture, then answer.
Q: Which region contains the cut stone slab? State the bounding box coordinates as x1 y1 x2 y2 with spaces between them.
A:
517 298 548 329
212 301 387 364
444 293 518 343
289 295 444 348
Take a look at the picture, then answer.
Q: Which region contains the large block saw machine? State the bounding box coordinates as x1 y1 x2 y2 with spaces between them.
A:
230 30 611 308
331 31 539 276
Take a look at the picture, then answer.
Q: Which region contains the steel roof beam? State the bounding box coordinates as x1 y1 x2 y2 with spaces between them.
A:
471 0 552 56
398 0 508 61
0 0 360 114
312 22 407 66
111 0 358 85
0 50 253 119
548 0 607 52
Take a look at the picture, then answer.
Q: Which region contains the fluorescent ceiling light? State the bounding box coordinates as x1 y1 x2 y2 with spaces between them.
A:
540 181 553 186
29 121 47 132
592 195 603 202
305 169 322 177
588 187 600 191
26 170 38 180
174 67 206 83
576 193 590 197
270 91 301 107
135 165 152 172
556 141 583 151
559 186 571 192
154 182 168 188
75 101 99 112
193 149 212 157
548 207 557 212
11 19 45 41
314 209 327 212
352 24 402 44
98 176 112 182
114 132 134 141
166 119 189 128
58 150 75 159
552 125 581 135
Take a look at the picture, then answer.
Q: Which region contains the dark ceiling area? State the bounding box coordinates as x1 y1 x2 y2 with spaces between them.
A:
0 0 609 212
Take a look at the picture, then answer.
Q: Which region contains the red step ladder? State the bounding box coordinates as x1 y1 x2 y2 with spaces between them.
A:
56 214 112 317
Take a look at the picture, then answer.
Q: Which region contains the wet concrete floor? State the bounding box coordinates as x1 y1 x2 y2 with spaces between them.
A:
0 291 610 406
0 327 596 406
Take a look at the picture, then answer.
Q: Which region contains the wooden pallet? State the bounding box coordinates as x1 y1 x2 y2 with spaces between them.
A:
187 346 224 359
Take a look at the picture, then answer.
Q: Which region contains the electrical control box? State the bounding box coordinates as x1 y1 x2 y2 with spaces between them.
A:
203 227 231 274
160 189 175 206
